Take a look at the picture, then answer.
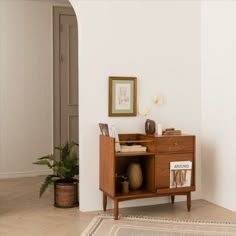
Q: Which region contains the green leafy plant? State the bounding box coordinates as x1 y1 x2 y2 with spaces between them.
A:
33 142 79 197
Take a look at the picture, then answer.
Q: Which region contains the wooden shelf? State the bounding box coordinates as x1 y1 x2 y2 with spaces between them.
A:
115 188 195 201
116 140 153 144
156 186 195 194
115 189 154 200
115 152 156 157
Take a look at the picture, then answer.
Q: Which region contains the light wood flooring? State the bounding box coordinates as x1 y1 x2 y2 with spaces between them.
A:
0 177 235 235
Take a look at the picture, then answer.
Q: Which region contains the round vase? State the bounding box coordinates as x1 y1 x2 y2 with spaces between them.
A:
145 119 156 135
127 163 143 190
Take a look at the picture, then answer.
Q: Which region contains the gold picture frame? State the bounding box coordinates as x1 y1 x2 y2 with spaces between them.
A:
109 76 137 117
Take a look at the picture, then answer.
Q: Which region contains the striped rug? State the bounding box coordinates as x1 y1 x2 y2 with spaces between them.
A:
81 215 236 236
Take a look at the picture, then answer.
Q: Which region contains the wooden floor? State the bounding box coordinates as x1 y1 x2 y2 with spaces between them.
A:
0 177 235 235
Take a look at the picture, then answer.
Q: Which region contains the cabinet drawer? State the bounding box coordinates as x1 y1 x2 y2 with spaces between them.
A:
155 153 193 189
155 136 194 153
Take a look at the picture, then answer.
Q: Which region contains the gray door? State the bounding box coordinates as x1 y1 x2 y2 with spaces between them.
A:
53 7 78 148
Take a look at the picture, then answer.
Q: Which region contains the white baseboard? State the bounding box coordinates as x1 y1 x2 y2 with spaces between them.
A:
0 170 51 179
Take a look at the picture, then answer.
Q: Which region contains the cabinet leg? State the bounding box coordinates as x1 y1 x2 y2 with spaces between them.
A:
171 195 175 204
103 192 107 211
187 192 191 211
114 200 119 220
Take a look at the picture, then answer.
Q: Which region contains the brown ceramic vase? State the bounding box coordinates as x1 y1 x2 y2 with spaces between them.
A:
145 119 156 135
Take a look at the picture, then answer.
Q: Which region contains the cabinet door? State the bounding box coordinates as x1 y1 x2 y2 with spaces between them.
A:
155 153 193 189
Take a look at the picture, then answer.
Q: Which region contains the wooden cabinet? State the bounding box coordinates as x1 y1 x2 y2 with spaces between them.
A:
99 134 195 220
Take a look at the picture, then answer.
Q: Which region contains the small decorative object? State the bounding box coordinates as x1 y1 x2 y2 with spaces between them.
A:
139 95 163 117
98 123 109 136
152 95 163 105
127 163 143 190
157 123 163 135
121 175 129 194
139 94 163 134
108 76 137 117
125 138 133 146
145 119 156 135
138 104 149 117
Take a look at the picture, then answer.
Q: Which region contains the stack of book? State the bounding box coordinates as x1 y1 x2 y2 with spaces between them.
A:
163 128 181 135
120 145 147 153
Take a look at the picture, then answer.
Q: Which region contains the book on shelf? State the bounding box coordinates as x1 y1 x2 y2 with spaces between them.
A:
109 126 121 152
98 123 121 152
120 145 147 152
170 161 192 188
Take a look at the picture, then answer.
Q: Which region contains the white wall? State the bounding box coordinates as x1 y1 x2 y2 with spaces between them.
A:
70 0 201 211
202 0 236 211
0 0 69 178
2 0 235 213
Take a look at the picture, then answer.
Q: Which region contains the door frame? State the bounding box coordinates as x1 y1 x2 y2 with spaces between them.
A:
53 6 77 149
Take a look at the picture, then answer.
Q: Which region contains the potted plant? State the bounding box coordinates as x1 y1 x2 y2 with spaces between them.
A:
33 141 79 208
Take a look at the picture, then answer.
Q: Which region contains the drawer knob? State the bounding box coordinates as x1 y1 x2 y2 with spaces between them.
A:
174 142 178 146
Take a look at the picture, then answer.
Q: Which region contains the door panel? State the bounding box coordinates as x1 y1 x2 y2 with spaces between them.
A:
53 7 78 151
60 14 78 145
69 115 78 144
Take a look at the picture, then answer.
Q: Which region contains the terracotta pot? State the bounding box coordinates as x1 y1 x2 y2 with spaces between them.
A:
145 119 156 135
127 163 143 190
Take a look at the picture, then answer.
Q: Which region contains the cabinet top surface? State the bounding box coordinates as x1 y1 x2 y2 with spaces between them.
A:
140 134 195 137
117 134 195 139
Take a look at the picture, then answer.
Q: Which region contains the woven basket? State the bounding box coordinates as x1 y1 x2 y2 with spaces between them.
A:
54 180 79 208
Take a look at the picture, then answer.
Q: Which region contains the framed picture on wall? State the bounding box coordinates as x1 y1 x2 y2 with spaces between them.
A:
108 76 137 117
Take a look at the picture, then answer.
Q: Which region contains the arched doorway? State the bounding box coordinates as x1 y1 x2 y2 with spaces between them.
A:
0 0 79 186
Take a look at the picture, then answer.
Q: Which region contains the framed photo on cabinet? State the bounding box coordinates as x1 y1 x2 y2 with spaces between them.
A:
109 76 137 117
